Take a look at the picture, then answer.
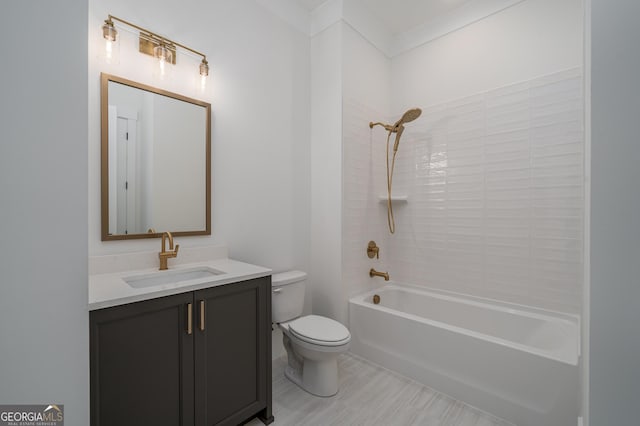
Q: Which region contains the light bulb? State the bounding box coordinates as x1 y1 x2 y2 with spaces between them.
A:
154 44 172 78
105 40 113 60
159 58 166 76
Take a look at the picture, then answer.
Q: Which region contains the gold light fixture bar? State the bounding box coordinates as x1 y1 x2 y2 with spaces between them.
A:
139 33 176 65
104 15 209 76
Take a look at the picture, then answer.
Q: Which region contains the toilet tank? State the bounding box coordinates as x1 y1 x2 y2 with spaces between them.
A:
271 271 307 323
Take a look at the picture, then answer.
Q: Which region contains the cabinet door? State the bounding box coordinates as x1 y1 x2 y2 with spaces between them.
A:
90 292 195 426
194 277 271 426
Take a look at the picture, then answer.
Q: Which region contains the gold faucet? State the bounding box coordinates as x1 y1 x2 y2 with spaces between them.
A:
369 268 389 281
159 231 180 270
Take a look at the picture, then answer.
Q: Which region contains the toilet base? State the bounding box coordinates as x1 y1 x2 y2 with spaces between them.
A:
278 318 350 398
282 332 341 397
284 359 339 397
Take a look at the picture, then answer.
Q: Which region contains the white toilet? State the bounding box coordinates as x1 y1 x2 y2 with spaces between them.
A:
272 271 351 397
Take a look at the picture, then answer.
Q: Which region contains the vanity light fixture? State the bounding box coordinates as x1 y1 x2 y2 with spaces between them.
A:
102 15 210 83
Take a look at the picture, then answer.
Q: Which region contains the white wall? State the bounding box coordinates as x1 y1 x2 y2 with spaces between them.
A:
89 0 310 277
310 22 345 322
392 0 584 109
589 1 640 424
0 1 89 425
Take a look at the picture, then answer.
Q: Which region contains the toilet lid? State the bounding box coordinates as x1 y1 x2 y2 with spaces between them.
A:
289 315 350 346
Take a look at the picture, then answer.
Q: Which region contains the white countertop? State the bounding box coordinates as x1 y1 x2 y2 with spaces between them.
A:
89 257 272 311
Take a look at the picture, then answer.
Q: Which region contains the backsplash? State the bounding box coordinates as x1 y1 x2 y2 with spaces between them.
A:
344 68 584 314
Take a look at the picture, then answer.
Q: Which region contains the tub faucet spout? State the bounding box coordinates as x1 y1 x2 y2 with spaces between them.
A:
369 268 389 281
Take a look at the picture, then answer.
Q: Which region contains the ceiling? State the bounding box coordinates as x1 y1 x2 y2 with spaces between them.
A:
297 0 477 35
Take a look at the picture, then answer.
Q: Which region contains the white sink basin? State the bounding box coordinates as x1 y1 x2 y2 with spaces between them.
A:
124 266 225 288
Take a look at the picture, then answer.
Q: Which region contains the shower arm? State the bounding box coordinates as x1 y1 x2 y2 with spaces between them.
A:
369 121 396 132
370 122 404 153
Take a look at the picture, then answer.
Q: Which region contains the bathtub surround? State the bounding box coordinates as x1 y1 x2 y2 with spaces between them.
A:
342 0 585 315
344 68 586 314
386 69 584 314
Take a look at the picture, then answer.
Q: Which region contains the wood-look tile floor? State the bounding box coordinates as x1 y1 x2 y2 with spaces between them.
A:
246 353 514 426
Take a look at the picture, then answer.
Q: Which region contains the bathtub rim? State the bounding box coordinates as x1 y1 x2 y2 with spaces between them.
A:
349 283 580 366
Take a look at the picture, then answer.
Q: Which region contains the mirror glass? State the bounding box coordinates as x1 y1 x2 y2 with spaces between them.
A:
101 74 211 240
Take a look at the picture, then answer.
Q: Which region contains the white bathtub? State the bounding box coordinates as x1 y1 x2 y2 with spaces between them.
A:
349 284 580 426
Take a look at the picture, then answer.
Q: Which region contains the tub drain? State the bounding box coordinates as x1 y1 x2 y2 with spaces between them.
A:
373 294 380 304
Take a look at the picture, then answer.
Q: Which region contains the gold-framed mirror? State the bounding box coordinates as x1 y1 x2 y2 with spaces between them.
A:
101 73 211 240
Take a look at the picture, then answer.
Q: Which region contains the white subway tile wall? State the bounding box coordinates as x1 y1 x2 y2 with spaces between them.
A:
343 68 584 314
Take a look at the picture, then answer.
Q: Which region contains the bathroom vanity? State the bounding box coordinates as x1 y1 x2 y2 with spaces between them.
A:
94 73 273 425
89 250 273 426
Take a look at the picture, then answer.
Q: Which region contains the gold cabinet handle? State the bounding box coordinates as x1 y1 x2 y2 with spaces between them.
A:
187 303 193 335
199 300 205 331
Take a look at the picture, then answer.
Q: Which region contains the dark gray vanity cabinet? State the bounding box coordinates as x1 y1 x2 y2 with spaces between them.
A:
90 290 194 426
90 276 272 426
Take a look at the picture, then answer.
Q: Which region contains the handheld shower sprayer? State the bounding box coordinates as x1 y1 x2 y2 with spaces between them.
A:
369 108 422 234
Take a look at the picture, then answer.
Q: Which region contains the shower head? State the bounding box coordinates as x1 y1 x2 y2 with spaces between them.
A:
369 108 422 134
392 108 422 152
369 108 422 152
393 108 422 129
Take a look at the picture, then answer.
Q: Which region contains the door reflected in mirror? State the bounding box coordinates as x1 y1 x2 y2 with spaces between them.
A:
101 74 211 240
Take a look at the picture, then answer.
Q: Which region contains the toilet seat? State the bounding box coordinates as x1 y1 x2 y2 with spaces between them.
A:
288 315 351 347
